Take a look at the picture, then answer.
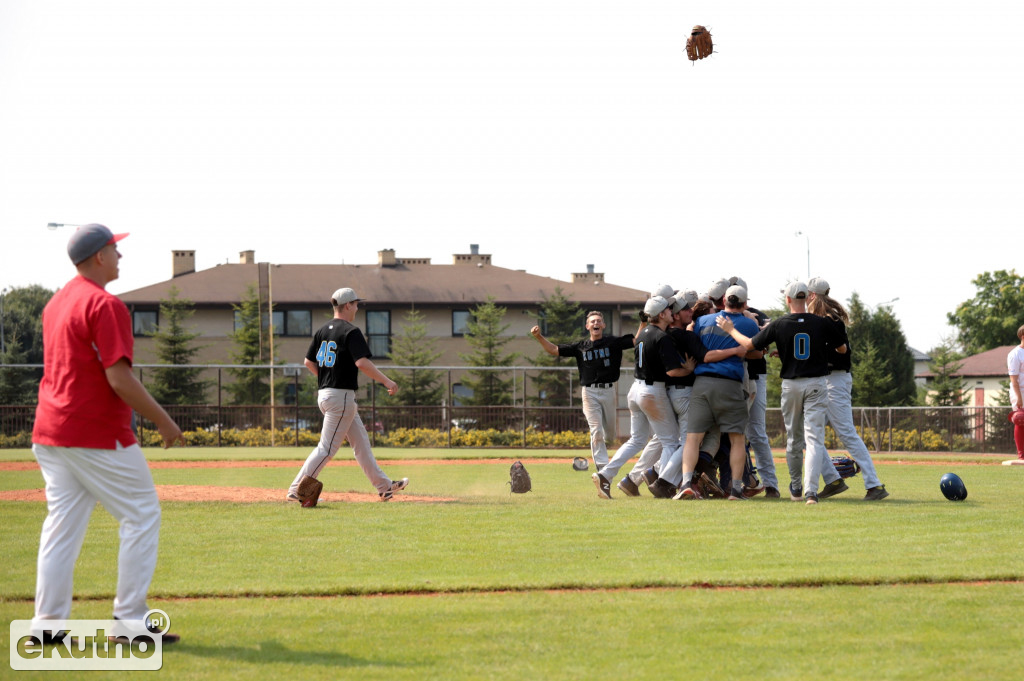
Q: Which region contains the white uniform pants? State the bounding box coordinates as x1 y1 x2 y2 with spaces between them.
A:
581 385 617 468
31 443 161 624
290 388 391 495
780 376 832 495
745 377 779 489
815 371 881 489
602 380 679 483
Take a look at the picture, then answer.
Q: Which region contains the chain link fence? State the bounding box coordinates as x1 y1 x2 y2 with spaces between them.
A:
0 364 1017 452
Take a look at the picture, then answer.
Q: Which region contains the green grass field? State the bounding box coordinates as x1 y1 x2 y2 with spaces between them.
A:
2 448 1022 680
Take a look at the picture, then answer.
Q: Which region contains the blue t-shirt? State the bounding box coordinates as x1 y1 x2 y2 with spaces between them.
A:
693 311 759 381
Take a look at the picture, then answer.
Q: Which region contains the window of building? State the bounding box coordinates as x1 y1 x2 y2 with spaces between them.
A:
452 309 471 336
233 309 313 336
366 310 391 358
133 310 158 336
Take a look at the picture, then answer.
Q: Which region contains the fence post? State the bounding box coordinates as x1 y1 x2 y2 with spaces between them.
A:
447 369 452 448
294 371 299 448
521 367 527 448
217 369 222 448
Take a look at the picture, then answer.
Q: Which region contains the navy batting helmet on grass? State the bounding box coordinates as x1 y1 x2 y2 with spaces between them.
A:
939 473 968 501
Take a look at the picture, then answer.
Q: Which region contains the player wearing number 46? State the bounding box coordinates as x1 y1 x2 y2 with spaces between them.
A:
716 282 847 505
287 288 409 503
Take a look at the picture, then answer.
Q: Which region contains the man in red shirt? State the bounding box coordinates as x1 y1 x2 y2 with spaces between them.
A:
31 224 184 642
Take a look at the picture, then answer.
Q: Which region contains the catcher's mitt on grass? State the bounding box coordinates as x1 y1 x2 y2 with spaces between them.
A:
696 472 727 499
296 475 323 507
685 25 713 61
831 457 861 479
572 456 589 471
508 460 532 493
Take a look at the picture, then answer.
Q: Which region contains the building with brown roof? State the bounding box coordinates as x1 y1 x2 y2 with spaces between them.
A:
917 345 1014 406
118 245 648 369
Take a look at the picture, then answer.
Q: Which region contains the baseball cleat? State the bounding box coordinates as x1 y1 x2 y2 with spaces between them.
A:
617 476 640 497
641 467 659 487
789 482 803 501
764 486 781 499
648 478 678 499
286 492 300 502
380 477 409 502
805 493 819 505
593 473 612 499
672 483 703 500
818 478 849 499
863 485 890 501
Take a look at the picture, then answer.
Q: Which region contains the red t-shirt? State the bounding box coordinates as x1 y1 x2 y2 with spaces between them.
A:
32 275 137 448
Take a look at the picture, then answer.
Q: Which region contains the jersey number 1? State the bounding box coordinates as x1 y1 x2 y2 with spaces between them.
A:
316 341 337 367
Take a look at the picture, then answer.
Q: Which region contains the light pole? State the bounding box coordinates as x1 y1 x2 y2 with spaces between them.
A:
0 287 8 356
47 222 83 230
794 231 810 279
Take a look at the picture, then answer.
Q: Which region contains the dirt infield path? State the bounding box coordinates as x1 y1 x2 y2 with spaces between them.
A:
0 485 455 504
0 457 573 472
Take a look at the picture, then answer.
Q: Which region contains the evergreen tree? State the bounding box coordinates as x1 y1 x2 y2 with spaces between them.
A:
459 297 518 409
381 308 444 406
926 340 968 407
226 284 271 405
529 287 584 406
0 285 53 405
847 293 917 405
851 339 897 406
148 287 210 405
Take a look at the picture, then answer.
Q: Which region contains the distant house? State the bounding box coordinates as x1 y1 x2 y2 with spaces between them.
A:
117 245 648 369
909 346 931 386
917 345 1013 406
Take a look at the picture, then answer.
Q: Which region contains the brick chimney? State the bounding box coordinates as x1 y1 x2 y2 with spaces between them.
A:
172 250 196 277
571 264 605 284
378 248 398 267
240 250 255 264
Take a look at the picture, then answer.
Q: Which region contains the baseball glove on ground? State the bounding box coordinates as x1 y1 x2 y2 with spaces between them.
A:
296 475 323 507
508 461 532 493
685 25 713 61
572 456 589 471
831 457 861 479
696 472 727 499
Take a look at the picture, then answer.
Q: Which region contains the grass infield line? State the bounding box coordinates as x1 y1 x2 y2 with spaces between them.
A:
3 576 1023 604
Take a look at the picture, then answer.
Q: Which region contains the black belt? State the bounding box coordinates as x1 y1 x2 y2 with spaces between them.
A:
584 383 614 389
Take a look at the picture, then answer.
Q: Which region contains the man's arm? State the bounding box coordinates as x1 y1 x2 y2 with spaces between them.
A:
714 315 756 352
105 359 184 448
529 326 559 357
304 357 319 377
355 357 398 395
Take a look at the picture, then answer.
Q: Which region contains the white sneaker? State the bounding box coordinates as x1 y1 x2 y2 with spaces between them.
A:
380 477 409 501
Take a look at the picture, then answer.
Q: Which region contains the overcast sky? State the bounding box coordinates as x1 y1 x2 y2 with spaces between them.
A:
2 1 1022 353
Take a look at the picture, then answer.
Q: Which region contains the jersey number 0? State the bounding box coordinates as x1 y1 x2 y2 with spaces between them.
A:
316 341 337 367
793 333 810 360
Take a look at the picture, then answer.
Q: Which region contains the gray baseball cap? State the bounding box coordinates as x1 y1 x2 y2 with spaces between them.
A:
784 281 809 299
651 283 674 299
67 223 128 265
807 277 830 295
644 295 671 318
729 276 748 290
725 285 748 304
671 289 699 313
707 278 730 299
331 287 363 305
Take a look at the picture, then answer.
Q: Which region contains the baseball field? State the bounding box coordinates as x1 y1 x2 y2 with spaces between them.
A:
1 447 1022 680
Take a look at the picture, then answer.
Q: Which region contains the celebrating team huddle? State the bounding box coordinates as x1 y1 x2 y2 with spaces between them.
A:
531 275 889 505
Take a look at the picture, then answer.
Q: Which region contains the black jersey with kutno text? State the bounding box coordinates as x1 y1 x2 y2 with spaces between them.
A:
557 334 634 385
305 318 372 391
750 313 844 380
634 325 684 383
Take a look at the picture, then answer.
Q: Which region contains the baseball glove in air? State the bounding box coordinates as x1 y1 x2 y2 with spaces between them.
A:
685 25 713 61
297 475 324 507
830 457 861 479
508 461 532 494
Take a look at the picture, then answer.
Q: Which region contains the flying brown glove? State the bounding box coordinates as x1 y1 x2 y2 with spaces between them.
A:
686 26 713 61
297 475 324 507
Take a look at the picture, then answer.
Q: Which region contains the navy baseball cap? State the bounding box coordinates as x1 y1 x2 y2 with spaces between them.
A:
67 224 129 265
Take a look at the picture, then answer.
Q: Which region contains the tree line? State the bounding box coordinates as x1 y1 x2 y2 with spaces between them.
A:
4 270 1024 408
